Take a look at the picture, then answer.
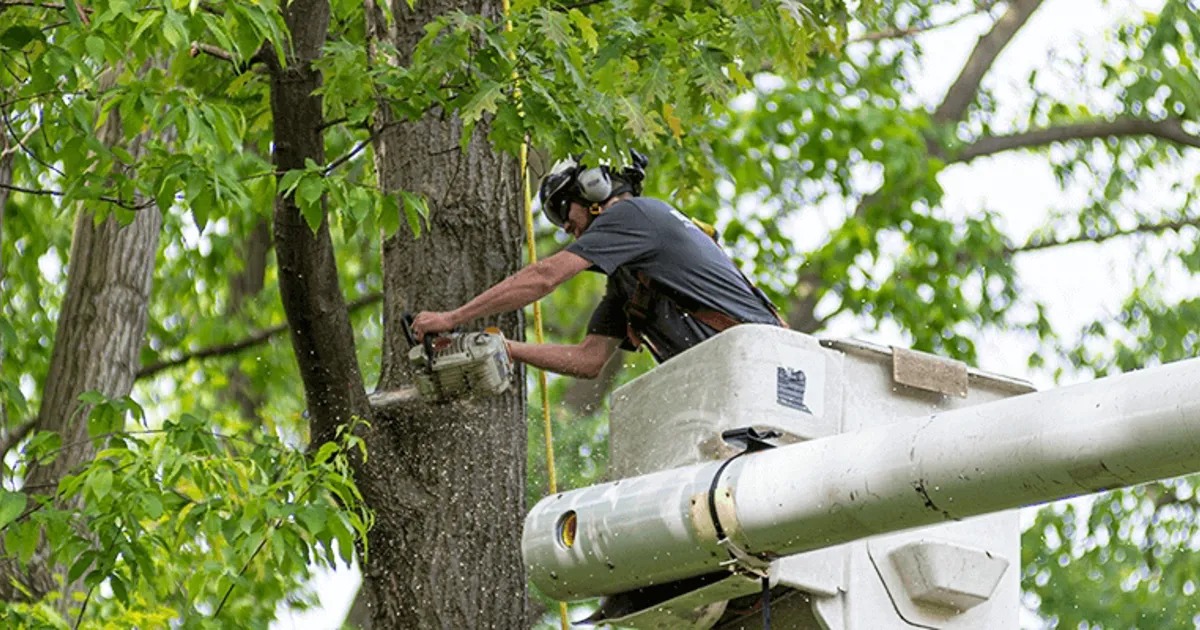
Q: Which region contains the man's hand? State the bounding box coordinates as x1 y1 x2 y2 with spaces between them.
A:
411 311 458 340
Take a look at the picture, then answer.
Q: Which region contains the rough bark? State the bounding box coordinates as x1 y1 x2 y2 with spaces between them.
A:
266 0 372 450
362 1 528 627
0 73 162 606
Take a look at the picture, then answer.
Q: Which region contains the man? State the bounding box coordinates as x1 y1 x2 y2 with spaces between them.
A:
411 152 785 378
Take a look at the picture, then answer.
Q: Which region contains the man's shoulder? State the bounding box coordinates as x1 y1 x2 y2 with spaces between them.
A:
611 196 675 214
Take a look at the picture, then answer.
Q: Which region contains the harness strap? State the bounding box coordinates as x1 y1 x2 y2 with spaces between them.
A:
623 269 787 358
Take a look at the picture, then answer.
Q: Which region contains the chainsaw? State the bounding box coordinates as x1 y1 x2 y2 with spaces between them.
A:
376 313 514 404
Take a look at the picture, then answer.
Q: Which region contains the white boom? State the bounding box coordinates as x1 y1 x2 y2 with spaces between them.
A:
523 354 1200 602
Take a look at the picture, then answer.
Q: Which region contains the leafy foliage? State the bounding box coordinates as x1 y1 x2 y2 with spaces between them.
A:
2 0 1200 626
1 395 370 628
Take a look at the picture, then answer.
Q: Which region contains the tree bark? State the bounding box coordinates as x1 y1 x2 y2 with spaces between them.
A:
363 1 528 627
266 0 371 451
0 70 162 608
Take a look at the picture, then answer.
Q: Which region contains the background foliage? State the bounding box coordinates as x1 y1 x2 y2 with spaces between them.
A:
0 0 1197 627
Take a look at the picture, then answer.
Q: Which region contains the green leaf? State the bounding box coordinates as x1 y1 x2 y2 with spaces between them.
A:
279 169 304 195
379 194 401 238
85 35 106 61
0 491 26 530
78 390 108 405
0 316 16 350
313 442 338 465
400 191 427 238
68 551 94 583
88 468 113 500
110 574 129 603
142 494 164 520
0 380 28 418
0 25 44 50
461 80 504 124
296 176 325 232
568 9 598 51
6 520 38 564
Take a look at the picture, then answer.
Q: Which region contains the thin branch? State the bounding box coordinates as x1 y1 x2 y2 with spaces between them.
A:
932 0 1043 124
850 4 994 44
0 419 36 461
0 181 57 197
0 1 79 10
952 118 1200 163
73 584 96 629
213 474 323 617
556 0 608 10
1008 215 1200 256
189 41 270 74
0 181 152 210
316 116 349 132
323 138 371 175
189 41 235 63
136 292 383 380
321 119 405 175
2 107 65 177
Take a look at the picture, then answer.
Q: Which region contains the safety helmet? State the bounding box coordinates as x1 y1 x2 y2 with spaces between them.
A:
537 151 650 228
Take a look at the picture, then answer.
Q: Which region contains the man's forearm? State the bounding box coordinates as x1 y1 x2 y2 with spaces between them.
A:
449 251 590 327
451 266 555 325
508 340 613 379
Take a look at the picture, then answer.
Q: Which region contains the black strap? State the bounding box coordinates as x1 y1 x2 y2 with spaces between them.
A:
705 450 747 543
708 427 779 630
762 575 771 629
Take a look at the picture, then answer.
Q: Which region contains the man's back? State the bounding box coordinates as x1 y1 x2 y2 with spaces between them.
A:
567 197 781 361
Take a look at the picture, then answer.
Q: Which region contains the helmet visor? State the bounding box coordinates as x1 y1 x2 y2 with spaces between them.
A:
539 159 579 228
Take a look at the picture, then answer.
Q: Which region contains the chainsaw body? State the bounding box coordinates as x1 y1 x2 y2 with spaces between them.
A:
406 326 513 403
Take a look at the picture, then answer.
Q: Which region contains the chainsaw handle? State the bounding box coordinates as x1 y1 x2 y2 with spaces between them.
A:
422 334 436 373
400 312 419 347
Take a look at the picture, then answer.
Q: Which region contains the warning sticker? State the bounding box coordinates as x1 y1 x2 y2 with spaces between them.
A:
776 367 813 414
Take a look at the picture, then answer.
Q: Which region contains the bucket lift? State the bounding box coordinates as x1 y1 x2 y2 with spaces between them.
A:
523 325 1200 628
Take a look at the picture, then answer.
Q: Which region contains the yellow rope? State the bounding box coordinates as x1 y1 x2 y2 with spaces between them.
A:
501 2 568 628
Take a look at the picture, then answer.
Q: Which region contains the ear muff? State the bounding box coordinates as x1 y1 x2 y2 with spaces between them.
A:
575 166 612 203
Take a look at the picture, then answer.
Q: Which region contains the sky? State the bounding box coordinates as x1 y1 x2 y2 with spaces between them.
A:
273 1 1183 627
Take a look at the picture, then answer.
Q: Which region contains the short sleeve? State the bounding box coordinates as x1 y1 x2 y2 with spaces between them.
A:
566 200 657 275
587 280 635 350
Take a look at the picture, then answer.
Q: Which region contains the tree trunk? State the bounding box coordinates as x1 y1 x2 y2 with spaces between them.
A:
224 219 272 426
362 1 528 627
0 77 162 607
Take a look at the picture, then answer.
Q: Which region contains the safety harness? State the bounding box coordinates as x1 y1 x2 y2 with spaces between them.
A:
622 221 789 361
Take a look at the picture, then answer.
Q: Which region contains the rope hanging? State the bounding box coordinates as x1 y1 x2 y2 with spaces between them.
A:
501 2 569 628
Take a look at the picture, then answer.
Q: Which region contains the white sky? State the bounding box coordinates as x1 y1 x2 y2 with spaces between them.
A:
275 1 1187 627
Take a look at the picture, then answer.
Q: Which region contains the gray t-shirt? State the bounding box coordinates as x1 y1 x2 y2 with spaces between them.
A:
566 197 781 361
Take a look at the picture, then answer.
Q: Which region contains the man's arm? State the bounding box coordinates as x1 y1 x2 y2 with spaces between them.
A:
412 250 593 337
508 334 623 379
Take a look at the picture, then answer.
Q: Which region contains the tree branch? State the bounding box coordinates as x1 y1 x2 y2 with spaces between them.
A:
933 0 1043 124
189 41 235 63
850 4 996 44
0 419 36 461
952 118 1200 163
1009 215 1200 255
136 292 382 380
0 181 152 210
